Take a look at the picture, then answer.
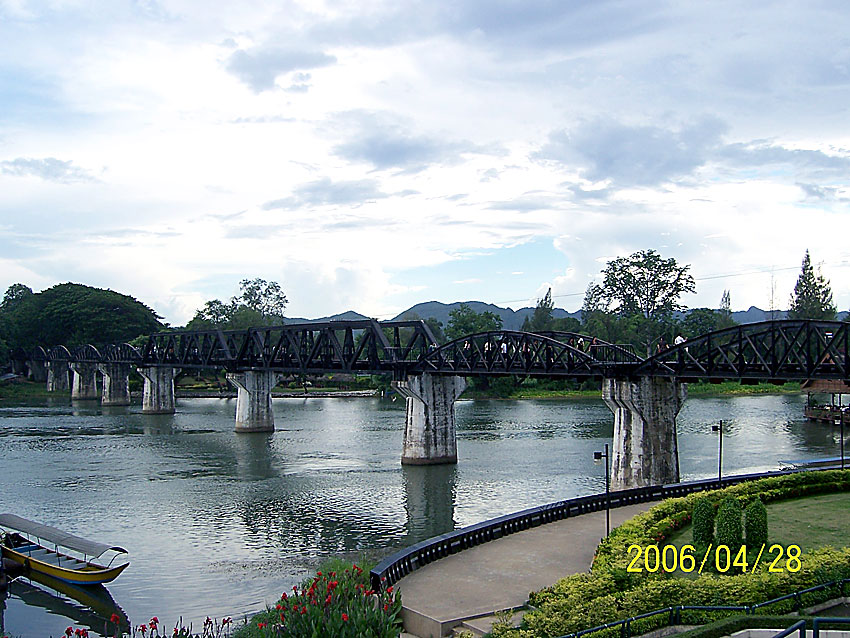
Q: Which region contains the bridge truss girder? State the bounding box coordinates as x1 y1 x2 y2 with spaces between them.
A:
634 320 850 382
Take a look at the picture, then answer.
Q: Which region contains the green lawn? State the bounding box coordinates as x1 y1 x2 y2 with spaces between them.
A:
665 492 850 554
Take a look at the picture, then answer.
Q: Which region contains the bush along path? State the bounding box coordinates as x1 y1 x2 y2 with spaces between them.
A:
490 469 850 638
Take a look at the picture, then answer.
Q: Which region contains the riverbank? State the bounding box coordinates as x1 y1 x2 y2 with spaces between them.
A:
0 379 381 400
463 380 803 400
0 377 806 401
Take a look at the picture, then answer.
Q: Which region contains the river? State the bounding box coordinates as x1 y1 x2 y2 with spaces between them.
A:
0 392 838 636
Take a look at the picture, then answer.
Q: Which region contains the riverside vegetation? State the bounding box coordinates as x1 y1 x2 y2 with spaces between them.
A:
491 470 850 638
51 559 402 638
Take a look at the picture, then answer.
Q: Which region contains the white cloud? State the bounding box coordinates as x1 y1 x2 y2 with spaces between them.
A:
2 1 850 323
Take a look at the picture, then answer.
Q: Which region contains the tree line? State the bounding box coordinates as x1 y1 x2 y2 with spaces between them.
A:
0 251 838 370
425 249 839 357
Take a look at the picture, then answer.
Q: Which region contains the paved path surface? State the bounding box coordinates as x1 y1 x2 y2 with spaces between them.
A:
397 502 655 638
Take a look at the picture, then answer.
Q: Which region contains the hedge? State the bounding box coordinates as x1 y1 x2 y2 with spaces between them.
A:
492 470 850 638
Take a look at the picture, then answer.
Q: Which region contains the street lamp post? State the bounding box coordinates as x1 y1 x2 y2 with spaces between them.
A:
836 410 846 470
593 443 610 537
712 421 723 487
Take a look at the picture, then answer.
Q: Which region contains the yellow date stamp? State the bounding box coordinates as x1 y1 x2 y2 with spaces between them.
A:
626 543 802 574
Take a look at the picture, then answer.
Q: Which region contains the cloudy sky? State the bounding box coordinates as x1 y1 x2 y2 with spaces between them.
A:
2 0 850 325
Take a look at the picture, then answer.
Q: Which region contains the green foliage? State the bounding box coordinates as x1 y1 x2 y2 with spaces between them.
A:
788 250 836 320
0 283 162 353
744 498 768 548
718 290 737 329
715 496 743 551
683 308 721 338
234 562 401 638
497 471 850 638
692 497 716 547
598 249 696 321
186 278 288 330
503 546 850 638
592 470 850 580
522 288 555 332
444 303 502 341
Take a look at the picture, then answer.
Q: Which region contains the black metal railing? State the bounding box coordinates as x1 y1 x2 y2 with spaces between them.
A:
370 467 806 591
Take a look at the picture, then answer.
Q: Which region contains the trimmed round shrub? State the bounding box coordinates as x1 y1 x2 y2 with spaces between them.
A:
715 496 743 551
745 498 768 548
692 497 716 547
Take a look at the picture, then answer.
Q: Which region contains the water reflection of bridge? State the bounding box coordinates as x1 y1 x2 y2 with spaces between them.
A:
13 320 850 488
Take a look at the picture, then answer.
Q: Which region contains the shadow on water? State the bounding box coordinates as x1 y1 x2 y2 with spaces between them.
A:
3 570 128 638
233 432 278 482
403 464 457 540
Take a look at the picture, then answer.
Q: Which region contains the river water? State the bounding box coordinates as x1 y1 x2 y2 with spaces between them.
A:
0 392 839 636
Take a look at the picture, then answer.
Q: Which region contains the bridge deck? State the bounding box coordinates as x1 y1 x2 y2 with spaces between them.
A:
397 501 653 638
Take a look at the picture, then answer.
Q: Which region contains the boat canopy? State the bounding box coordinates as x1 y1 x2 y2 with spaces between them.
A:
0 514 127 558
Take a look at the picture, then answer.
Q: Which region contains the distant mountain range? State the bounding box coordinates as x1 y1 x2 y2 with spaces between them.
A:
285 302 847 328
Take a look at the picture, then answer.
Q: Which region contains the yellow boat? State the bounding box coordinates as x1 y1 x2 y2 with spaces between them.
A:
0 513 129 585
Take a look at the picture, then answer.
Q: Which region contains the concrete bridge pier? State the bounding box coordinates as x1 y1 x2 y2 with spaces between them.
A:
394 373 467 465
70 363 99 400
46 361 71 392
97 363 132 406
28 359 47 383
137 366 178 414
603 377 686 490
226 371 281 432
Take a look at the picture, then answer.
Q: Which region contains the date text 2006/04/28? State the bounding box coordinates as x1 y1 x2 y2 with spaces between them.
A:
626 543 802 575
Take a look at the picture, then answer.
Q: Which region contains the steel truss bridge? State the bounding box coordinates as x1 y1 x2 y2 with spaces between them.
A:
14 319 850 384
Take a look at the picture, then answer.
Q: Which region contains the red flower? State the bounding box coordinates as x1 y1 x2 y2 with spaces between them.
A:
258 622 266 629
139 625 148 635
325 594 332 605
110 614 120 624
74 629 82 636
383 604 389 612
276 603 282 610
282 592 288 600
223 618 231 625
65 628 73 637
342 613 349 622
150 617 159 627
317 571 322 577
387 586 393 594
280 613 285 623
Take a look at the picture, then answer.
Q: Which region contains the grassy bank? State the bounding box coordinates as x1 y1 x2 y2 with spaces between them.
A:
1 377 806 402
464 380 803 400
0 379 58 400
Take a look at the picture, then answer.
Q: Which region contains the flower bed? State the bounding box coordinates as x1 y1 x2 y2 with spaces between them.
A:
233 562 401 638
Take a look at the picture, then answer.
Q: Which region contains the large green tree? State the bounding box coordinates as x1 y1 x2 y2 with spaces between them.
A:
717 289 737 329
186 278 288 330
583 250 696 354
0 283 163 353
522 288 555 332
599 249 696 320
787 250 836 320
445 303 502 341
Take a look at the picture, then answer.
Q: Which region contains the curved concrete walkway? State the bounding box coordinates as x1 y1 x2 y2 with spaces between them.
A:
397 502 655 638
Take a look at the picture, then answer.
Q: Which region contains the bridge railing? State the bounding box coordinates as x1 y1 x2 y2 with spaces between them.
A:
369 468 799 591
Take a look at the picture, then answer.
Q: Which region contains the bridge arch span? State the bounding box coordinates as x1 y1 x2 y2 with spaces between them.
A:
633 319 850 382
413 330 602 377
